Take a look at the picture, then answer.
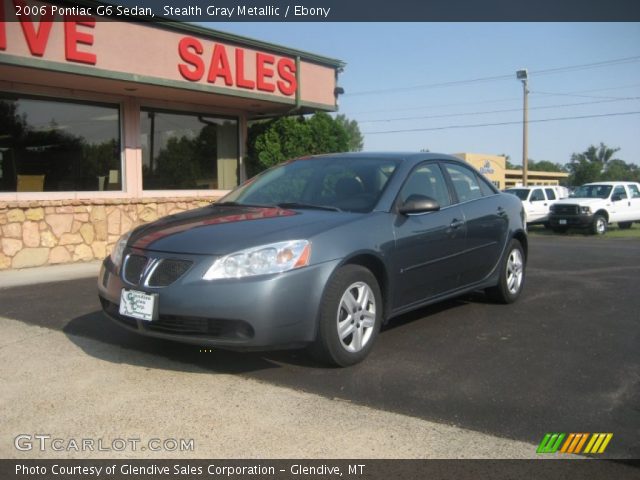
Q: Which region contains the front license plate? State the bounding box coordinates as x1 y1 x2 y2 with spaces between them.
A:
559 219 567 225
119 289 157 322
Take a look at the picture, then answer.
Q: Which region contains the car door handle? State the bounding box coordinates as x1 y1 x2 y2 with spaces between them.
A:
450 219 465 229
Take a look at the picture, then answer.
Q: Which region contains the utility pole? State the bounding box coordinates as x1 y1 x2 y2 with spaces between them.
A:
516 69 529 186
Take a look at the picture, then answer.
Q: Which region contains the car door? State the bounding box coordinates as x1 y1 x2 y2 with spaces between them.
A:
442 162 509 286
610 185 632 222
391 162 467 308
627 184 640 221
528 188 548 223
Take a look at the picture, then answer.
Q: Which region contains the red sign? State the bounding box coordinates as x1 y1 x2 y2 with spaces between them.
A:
178 36 297 96
0 0 96 64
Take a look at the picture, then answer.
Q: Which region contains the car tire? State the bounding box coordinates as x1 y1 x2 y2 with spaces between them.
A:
618 222 632 230
485 239 526 304
309 265 382 367
591 214 607 235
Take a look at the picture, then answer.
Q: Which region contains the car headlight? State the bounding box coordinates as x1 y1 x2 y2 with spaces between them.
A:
580 206 591 214
110 231 131 268
203 240 311 280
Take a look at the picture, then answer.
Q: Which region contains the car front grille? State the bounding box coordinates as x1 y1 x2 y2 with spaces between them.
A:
148 259 193 287
554 204 580 215
123 254 192 287
123 254 147 284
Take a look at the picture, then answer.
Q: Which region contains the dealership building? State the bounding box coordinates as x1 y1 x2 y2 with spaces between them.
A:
454 153 569 190
0 0 343 269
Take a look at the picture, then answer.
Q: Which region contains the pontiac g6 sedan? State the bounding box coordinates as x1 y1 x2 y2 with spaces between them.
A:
98 153 527 366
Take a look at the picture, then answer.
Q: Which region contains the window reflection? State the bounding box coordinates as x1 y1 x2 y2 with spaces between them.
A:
0 94 121 192
140 109 239 191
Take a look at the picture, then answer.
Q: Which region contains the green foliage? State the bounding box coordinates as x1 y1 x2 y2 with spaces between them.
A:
568 142 638 185
247 112 356 176
335 114 364 151
528 159 565 173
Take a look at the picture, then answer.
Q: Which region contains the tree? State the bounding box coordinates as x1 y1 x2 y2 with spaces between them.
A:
335 114 364 151
601 159 640 183
567 142 627 185
571 142 620 173
528 159 565 173
567 156 602 185
247 113 351 176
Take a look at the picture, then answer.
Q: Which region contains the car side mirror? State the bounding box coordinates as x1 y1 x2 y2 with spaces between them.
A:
399 195 441 215
611 194 622 202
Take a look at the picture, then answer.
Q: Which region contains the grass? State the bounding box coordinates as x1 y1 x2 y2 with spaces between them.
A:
527 222 640 239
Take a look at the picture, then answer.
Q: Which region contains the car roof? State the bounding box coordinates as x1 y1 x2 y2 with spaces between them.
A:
294 152 466 165
583 181 640 186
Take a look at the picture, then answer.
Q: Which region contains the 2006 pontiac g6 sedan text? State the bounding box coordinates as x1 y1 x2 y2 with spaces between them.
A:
98 153 527 366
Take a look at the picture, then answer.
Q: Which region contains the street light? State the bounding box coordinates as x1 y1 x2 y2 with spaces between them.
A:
516 68 529 187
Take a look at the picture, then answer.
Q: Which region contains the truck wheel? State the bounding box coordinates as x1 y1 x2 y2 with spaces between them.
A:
486 239 525 304
591 214 607 235
309 265 382 367
618 222 632 230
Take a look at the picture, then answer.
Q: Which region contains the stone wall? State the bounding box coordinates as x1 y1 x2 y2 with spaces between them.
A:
0 197 220 270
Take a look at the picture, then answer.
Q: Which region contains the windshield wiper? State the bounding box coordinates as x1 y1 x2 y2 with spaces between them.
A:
277 202 342 212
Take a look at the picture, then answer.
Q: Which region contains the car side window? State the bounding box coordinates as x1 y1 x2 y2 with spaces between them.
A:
444 164 484 204
545 188 556 200
612 186 628 200
628 185 640 198
530 189 545 202
399 164 451 208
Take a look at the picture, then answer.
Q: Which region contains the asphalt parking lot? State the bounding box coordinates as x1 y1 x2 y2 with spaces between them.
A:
1 235 639 458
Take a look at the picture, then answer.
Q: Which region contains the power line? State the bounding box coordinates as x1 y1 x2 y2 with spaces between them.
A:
348 55 640 96
363 111 640 135
357 97 640 123
348 83 640 116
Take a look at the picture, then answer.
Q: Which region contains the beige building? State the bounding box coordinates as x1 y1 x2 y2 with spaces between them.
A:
453 153 569 190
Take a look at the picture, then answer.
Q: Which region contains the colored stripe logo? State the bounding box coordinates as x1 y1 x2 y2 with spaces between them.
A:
537 433 612 454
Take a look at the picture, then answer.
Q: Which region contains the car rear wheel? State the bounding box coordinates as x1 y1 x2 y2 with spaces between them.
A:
309 265 382 367
591 214 607 235
486 239 525 304
618 222 632 230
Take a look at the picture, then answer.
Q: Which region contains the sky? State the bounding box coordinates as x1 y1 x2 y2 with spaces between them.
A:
198 22 640 166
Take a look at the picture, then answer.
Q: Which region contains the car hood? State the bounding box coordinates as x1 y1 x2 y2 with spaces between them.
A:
554 198 607 207
129 205 358 255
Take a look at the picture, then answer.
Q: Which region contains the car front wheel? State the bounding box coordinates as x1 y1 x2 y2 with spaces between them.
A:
592 214 607 235
310 265 382 367
486 239 525 304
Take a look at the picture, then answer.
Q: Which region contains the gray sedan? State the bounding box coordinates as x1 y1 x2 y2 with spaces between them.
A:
98 153 527 366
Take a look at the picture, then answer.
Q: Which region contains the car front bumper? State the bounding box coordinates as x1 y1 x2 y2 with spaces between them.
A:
98 252 341 350
548 214 594 228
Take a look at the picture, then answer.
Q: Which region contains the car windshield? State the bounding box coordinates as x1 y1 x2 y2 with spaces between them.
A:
570 185 613 199
220 156 400 213
505 189 530 201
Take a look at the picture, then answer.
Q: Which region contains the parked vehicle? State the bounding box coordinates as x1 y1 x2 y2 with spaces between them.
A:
98 153 527 366
505 186 568 225
548 181 640 234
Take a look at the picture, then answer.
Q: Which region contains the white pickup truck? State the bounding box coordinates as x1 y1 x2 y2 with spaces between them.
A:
548 181 640 234
505 186 569 225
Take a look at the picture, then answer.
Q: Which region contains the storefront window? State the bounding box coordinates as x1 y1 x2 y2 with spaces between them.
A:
140 108 239 191
0 94 121 192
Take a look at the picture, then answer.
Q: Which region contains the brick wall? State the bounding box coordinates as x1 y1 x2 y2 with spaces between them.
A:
0 197 220 270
